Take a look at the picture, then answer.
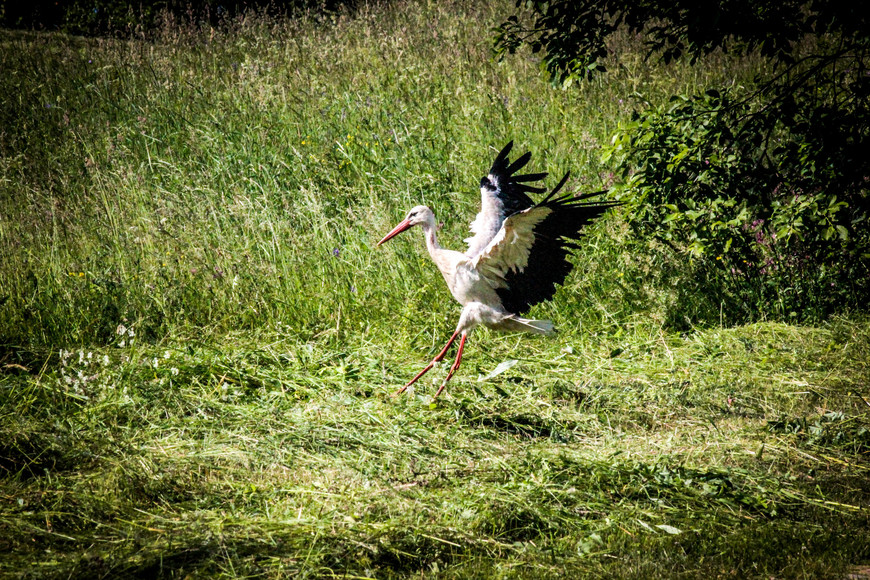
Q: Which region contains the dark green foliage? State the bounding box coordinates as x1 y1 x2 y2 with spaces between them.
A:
498 0 870 322
496 0 869 80
605 84 870 321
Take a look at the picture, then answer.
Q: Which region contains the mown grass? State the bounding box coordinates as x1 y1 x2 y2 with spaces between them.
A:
3 319 869 577
1 0 869 577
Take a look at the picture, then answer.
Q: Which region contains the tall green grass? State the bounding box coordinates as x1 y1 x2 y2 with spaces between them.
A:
0 0 761 349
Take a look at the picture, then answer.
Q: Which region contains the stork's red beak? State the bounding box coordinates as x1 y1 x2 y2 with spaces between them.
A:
377 218 412 246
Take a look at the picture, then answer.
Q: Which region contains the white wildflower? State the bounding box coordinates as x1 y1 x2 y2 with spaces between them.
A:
171 367 179 376
116 324 127 336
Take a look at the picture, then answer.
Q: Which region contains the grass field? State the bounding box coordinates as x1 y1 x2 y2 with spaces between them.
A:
1 1 869 577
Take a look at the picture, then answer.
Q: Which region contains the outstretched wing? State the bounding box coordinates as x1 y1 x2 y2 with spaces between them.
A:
473 173 619 315
465 141 549 258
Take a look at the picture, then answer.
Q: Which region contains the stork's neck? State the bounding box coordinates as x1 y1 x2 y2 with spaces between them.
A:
420 220 442 256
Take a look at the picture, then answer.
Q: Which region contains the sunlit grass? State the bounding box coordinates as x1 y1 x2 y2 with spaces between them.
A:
1 1 868 577
0 0 762 347
2 319 868 577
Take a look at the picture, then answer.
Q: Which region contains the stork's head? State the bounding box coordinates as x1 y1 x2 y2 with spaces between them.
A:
377 206 435 246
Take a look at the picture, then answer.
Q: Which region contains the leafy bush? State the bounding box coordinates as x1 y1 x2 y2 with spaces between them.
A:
605 84 870 321
498 0 870 323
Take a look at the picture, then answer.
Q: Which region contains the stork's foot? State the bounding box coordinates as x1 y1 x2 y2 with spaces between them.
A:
395 361 435 395
395 331 459 396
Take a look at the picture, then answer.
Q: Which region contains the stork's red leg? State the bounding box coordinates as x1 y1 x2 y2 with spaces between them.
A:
433 331 467 399
396 331 459 395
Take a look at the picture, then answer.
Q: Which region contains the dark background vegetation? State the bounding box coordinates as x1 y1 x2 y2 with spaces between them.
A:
0 0 356 35
4 0 867 328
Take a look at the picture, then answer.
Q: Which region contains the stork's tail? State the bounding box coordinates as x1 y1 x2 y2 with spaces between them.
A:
502 315 555 336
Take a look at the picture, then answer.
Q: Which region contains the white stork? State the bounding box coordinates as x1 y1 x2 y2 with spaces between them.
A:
377 141 619 398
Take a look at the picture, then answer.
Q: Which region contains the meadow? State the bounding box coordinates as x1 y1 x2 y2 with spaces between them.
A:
1 1 868 577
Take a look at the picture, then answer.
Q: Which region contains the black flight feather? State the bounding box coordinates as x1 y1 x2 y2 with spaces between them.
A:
484 141 550 216
495 179 621 315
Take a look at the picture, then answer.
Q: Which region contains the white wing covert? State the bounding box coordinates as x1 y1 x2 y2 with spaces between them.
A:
472 206 553 291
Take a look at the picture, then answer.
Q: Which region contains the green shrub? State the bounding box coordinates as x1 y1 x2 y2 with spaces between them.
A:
605 84 870 322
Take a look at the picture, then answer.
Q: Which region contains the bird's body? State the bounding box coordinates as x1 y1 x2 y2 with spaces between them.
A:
377 141 619 398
